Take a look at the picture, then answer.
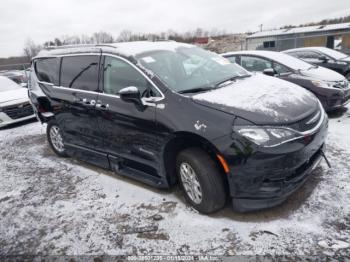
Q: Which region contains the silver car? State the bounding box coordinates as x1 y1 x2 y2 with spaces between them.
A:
0 76 35 128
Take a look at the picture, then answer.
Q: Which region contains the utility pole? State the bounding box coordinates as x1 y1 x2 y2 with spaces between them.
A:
259 24 263 32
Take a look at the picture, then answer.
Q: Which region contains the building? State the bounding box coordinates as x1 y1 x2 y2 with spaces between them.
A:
246 22 350 54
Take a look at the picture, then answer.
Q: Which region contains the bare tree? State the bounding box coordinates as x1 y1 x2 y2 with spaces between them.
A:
117 30 133 42
92 31 114 44
23 38 42 60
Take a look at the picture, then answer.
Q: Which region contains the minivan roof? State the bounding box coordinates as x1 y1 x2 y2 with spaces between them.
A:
34 41 194 60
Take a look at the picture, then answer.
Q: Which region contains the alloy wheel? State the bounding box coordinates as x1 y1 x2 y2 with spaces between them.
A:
179 162 203 204
50 125 65 153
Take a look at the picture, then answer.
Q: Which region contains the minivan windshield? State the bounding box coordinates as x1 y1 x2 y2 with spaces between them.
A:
0 76 21 92
137 47 250 93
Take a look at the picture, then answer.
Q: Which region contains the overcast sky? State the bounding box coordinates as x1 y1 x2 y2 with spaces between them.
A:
0 0 349 58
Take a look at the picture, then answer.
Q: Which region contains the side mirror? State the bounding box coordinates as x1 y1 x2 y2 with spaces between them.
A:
319 56 329 63
119 86 144 107
263 68 275 76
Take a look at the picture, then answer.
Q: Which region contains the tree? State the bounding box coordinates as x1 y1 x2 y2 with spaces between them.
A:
117 30 133 42
23 38 42 60
92 31 114 44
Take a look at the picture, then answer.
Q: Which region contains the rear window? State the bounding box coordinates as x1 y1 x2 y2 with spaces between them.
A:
60 55 99 91
35 58 60 85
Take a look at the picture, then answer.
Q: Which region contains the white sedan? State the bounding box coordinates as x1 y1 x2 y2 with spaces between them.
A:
0 76 36 128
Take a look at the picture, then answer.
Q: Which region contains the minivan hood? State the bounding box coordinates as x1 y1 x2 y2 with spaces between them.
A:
0 88 28 104
192 74 318 125
300 66 345 81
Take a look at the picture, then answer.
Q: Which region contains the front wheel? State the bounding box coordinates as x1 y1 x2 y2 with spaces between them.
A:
47 120 68 157
176 148 226 214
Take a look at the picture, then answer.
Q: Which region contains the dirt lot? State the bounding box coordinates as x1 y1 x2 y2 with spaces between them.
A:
0 107 350 258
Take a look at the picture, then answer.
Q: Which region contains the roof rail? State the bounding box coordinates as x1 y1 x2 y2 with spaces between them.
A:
44 43 117 50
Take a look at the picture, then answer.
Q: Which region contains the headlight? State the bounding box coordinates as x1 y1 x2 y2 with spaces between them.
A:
311 80 333 89
233 126 303 147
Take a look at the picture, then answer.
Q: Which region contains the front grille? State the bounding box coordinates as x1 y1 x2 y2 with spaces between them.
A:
3 103 34 119
288 108 322 133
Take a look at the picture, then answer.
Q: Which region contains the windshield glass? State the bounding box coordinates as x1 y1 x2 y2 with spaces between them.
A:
137 47 250 93
0 76 21 92
268 52 313 71
317 48 348 60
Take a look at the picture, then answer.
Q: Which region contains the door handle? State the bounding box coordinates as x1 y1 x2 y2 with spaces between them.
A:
96 103 109 110
78 98 96 106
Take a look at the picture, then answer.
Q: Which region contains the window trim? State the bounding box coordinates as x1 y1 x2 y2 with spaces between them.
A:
100 54 165 101
34 52 165 102
59 54 101 92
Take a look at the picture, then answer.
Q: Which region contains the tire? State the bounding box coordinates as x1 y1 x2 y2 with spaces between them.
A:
176 148 226 214
47 120 68 157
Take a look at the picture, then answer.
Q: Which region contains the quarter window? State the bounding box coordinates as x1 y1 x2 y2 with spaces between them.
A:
226 56 237 63
35 58 60 85
273 63 290 74
60 55 99 91
103 56 154 96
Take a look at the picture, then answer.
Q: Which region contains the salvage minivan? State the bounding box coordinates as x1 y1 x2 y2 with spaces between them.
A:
29 41 328 213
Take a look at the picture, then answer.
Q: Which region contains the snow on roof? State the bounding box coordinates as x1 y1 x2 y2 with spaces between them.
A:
35 41 194 59
247 22 350 39
221 50 312 70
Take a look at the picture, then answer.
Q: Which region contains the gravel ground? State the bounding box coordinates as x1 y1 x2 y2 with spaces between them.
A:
0 106 350 258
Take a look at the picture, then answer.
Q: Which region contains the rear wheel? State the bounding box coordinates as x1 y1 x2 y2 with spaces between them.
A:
47 120 68 157
176 148 226 213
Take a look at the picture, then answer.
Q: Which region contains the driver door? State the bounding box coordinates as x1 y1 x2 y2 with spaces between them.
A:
96 55 163 183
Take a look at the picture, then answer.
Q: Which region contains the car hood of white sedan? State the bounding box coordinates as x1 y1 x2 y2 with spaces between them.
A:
0 88 29 104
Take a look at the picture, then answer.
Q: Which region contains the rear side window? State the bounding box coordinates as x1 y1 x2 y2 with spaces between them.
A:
61 55 99 91
35 58 60 85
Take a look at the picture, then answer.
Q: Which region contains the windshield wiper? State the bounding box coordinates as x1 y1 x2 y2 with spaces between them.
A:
178 87 214 94
215 74 251 88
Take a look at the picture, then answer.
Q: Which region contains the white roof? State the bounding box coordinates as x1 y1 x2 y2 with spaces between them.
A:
247 23 350 38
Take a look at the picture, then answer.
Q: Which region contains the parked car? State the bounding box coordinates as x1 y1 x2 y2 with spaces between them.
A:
283 47 350 80
0 70 28 87
0 76 35 128
29 42 328 213
222 50 350 111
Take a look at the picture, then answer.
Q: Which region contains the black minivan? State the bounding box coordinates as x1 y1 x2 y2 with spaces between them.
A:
29 41 328 213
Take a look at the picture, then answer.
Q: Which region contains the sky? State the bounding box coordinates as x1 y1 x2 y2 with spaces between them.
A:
0 0 349 58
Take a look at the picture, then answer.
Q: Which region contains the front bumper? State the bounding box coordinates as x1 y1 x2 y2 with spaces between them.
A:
321 87 350 111
0 102 36 128
222 113 328 212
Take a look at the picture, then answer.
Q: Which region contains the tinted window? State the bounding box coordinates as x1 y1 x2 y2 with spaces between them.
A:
103 56 151 96
35 58 60 85
61 55 99 91
240 56 272 72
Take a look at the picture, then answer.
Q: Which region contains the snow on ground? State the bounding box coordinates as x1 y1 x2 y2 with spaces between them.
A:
0 107 350 257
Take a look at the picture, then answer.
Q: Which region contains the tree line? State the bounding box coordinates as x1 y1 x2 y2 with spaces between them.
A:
23 28 228 60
